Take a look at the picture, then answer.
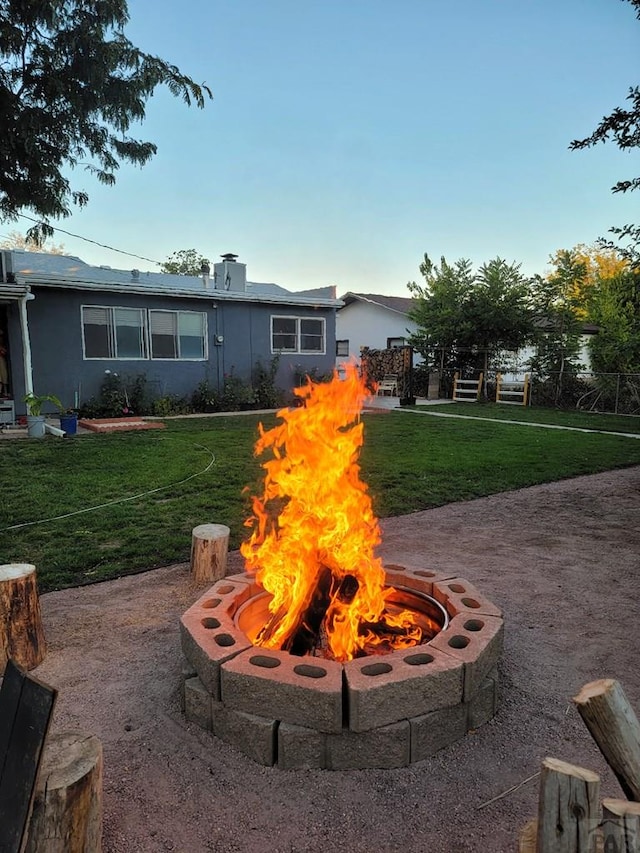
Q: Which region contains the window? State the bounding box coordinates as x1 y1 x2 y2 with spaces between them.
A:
149 310 206 360
387 337 407 349
336 339 350 356
82 306 146 359
271 316 325 354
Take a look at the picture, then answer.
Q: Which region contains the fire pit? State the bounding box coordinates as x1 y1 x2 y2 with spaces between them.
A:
180 367 504 769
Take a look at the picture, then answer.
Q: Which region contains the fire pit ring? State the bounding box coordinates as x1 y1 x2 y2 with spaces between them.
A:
180 564 503 769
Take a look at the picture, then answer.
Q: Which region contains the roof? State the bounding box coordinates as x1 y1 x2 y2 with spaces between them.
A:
339 292 416 316
2 250 341 308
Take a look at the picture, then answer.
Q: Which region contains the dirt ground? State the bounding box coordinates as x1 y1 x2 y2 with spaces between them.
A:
31 465 640 853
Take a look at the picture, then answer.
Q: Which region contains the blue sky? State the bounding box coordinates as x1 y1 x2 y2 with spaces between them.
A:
10 0 639 295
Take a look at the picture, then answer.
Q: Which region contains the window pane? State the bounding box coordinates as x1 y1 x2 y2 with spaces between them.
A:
114 308 144 358
150 311 177 358
300 318 324 353
178 312 205 359
83 306 112 358
272 317 297 351
336 340 349 356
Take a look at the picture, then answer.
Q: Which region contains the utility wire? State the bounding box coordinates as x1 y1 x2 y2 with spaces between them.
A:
1 442 216 532
17 214 163 266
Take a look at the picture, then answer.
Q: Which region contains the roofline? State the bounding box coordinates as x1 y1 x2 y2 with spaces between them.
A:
15 275 343 309
340 292 412 316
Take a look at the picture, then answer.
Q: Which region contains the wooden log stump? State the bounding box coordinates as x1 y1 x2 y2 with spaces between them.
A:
25 731 103 853
573 679 640 802
601 798 640 853
536 757 600 853
190 524 230 585
0 563 46 671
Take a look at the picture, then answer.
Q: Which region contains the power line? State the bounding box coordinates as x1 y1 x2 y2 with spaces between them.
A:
17 214 163 266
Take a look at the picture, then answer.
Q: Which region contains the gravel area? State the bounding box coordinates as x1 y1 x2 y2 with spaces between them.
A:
32 465 640 853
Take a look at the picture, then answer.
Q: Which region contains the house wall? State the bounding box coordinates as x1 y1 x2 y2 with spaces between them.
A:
12 287 336 413
335 301 417 365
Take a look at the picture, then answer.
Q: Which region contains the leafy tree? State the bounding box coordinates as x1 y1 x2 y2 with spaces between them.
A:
529 251 586 404
407 254 534 379
0 230 66 254
588 268 640 374
0 0 212 243
569 0 640 265
547 244 628 319
160 248 210 276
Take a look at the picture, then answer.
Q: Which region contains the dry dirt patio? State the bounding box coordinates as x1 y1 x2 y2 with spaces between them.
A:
31 465 640 853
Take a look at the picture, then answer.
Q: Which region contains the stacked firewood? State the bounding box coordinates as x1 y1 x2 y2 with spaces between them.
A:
360 347 411 395
519 679 640 852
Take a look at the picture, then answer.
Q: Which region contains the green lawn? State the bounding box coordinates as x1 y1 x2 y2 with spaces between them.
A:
1 410 638 591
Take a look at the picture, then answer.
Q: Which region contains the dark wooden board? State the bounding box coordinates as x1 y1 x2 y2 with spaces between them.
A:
0 659 57 853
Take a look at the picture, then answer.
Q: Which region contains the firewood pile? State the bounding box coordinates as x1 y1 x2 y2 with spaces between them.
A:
360 346 411 396
519 679 640 852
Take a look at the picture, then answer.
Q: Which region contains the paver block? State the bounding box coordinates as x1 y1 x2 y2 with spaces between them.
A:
410 703 468 762
344 646 463 732
327 721 410 770
384 564 458 597
429 614 504 700
467 670 499 730
278 722 327 770
432 577 502 617
180 577 257 696
212 705 277 766
221 648 344 733
180 659 198 711
184 676 212 731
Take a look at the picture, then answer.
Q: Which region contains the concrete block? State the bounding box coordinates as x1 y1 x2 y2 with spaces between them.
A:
221 648 344 733
344 646 463 732
429 613 504 700
184 676 212 731
467 672 499 730
432 576 502 618
180 577 258 696
180 659 197 712
278 723 327 770
327 721 410 770
384 564 458 597
212 705 277 766
410 703 468 762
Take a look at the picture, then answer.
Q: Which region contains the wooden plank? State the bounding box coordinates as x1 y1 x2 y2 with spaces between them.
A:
573 679 640 802
0 660 57 853
536 757 600 853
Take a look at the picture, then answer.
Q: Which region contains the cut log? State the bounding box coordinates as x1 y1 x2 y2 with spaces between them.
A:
601 799 640 853
519 819 538 853
573 679 640 802
0 563 46 671
25 731 103 853
536 757 600 853
190 524 230 585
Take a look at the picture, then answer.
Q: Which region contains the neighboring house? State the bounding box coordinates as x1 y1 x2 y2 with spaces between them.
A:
335 292 418 368
0 250 341 416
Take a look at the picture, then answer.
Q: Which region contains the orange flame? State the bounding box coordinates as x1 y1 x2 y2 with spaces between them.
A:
240 364 421 661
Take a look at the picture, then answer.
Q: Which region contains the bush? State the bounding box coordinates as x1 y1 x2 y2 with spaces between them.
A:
191 379 220 413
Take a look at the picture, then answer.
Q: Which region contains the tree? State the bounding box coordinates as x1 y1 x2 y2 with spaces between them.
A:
547 244 628 319
588 269 640 374
569 0 640 266
529 250 587 405
160 248 210 276
408 254 534 380
0 0 212 243
0 230 66 254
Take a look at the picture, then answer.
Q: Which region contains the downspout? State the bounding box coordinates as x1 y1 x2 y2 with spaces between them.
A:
18 292 35 398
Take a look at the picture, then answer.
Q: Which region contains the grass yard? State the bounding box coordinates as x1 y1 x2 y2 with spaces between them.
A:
1 409 639 592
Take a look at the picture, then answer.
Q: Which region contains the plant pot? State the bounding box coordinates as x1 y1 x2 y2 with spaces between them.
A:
59 413 78 435
26 414 46 438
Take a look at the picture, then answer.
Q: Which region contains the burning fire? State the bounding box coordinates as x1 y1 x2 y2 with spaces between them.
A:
240 364 421 661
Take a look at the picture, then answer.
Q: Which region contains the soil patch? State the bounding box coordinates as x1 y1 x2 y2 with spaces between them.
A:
32 466 640 852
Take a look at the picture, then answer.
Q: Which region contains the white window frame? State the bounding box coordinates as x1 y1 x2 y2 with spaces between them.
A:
271 315 326 355
336 339 350 357
81 305 148 360
149 309 208 361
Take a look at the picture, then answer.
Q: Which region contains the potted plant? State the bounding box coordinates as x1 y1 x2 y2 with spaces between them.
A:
23 392 63 438
58 406 79 435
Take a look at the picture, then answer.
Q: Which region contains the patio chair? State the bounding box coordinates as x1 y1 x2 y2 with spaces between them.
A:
376 374 399 396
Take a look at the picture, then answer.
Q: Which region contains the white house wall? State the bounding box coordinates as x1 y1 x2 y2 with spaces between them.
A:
336 301 417 366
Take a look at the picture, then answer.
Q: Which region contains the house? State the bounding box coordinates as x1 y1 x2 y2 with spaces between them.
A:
335 292 418 367
0 250 341 418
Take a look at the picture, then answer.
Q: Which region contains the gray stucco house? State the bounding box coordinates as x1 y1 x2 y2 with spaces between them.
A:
0 250 341 418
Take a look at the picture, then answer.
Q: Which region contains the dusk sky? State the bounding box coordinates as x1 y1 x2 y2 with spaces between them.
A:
6 0 639 295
